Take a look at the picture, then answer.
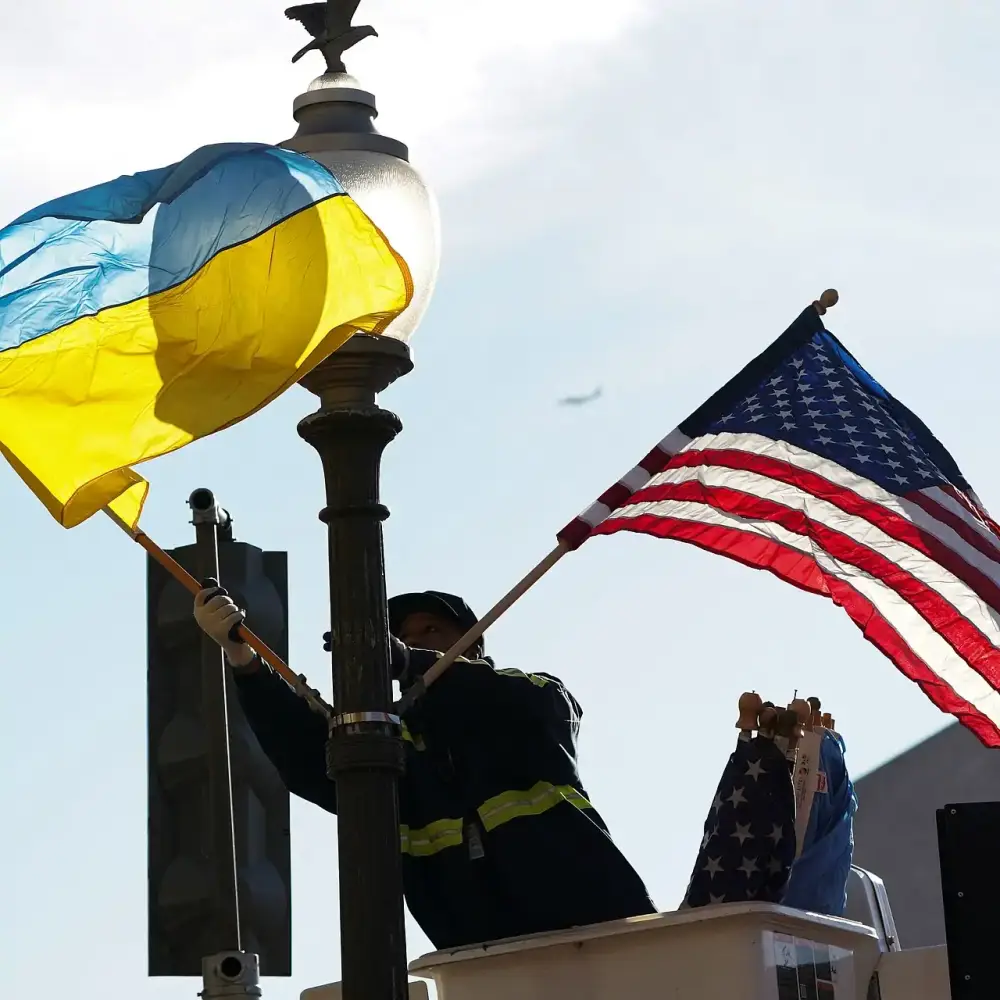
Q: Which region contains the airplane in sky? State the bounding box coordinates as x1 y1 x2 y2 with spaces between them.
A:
558 387 603 407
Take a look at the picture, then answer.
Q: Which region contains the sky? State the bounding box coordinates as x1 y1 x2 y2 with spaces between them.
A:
3 1 1000 997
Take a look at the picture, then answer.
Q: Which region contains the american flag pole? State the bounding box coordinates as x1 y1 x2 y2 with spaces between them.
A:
394 542 571 712
396 291 840 712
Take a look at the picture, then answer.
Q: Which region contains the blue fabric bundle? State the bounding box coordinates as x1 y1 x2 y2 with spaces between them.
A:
783 731 857 915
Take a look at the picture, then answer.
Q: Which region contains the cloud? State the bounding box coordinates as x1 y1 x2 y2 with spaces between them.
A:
0 1 653 223
357 0 654 187
438 1 1000 327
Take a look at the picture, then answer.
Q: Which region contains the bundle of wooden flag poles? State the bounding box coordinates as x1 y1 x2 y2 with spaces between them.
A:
735 691 837 857
680 689 856 914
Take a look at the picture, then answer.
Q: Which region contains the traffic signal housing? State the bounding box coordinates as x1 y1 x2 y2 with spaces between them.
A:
148 530 292 976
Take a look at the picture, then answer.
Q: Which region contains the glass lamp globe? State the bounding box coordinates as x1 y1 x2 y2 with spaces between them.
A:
282 73 440 344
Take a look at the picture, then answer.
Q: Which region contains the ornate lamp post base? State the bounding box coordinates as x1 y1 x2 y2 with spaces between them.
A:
298 334 413 1000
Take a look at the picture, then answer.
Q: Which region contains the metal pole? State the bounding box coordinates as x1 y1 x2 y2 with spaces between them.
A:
189 489 242 953
297 334 412 1000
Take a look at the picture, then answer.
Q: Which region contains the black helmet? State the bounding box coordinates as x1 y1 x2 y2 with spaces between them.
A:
388 590 482 653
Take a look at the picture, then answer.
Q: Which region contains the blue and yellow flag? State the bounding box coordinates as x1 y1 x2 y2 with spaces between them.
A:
0 142 411 528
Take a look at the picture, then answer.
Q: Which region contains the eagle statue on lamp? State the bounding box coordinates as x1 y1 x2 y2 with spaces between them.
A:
285 0 378 74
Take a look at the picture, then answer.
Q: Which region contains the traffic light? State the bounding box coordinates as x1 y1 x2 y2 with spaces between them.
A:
148 522 292 977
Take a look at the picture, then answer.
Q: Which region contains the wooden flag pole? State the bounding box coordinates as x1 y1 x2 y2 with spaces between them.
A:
103 507 333 719
397 290 841 713
395 541 570 713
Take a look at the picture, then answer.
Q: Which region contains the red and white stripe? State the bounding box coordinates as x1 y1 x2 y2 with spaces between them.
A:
558 428 690 549
562 430 1000 746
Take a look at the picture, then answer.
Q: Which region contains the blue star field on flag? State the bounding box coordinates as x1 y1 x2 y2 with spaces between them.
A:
701 330 960 498
683 736 797 907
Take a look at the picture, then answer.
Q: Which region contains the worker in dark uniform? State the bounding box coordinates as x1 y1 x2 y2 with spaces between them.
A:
194 586 656 949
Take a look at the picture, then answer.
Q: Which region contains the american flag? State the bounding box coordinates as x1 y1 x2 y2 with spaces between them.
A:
682 736 796 907
559 304 1000 746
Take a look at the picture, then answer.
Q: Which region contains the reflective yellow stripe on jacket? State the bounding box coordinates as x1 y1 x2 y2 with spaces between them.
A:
401 722 425 751
477 781 591 832
399 782 592 857
400 817 464 857
495 668 550 688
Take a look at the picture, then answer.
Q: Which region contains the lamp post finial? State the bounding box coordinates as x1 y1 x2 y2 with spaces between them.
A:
285 1 377 74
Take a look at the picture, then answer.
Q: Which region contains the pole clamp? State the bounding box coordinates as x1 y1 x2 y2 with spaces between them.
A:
330 711 402 731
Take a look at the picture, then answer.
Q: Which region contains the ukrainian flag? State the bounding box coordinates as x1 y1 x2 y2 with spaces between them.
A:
0 142 411 529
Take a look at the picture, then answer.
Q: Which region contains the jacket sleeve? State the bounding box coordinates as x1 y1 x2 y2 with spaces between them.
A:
412 652 583 784
232 660 337 814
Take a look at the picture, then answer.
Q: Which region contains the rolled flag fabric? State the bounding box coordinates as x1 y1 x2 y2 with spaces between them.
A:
682 736 797 907
782 730 857 916
0 142 411 528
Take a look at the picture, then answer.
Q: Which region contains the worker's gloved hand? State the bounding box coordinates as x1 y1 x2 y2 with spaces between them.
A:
390 635 412 680
322 630 411 680
195 578 255 669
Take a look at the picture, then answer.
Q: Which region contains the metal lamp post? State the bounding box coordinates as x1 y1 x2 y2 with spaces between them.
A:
280 4 441 999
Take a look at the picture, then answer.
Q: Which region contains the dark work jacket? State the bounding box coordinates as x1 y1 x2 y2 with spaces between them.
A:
233 649 656 950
